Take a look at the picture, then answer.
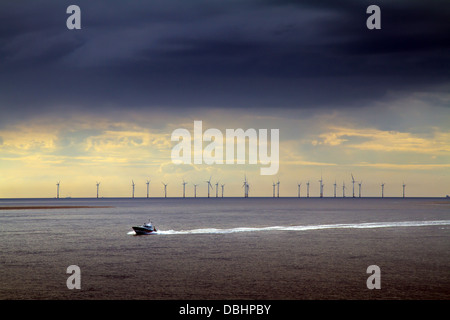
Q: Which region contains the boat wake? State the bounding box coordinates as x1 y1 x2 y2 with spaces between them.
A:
137 220 450 236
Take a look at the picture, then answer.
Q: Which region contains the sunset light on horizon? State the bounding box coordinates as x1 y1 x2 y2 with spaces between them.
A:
0 0 449 198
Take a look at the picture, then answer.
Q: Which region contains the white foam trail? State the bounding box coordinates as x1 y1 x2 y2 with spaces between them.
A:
128 230 160 235
155 220 450 235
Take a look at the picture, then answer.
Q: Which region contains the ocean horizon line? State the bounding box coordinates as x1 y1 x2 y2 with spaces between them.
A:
0 196 448 201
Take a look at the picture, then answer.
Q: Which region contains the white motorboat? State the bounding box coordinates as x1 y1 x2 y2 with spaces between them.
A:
132 220 158 235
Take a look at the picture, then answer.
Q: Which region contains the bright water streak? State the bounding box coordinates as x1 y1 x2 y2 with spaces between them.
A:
128 220 450 235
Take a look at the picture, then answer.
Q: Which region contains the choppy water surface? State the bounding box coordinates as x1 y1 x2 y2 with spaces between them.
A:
0 197 449 299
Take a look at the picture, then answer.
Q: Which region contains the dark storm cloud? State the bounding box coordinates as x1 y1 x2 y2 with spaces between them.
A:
0 0 449 122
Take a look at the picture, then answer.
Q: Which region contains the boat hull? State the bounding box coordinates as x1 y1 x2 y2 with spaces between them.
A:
132 226 157 235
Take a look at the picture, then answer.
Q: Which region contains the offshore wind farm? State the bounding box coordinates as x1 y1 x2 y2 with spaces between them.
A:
40 174 432 199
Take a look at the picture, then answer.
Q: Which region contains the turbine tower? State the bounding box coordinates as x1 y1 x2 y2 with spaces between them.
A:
402 182 406 198
182 179 187 198
277 178 280 198
205 176 212 198
333 180 337 198
162 182 168 198
146 179 151 198
193 183 198 198
96 181 100 199
242 175 249 198
215 181 219 198
306 181 310 198
319 175 323 198
358 181 362 198
342 181 346 198
131 180 135 198
351 173 355 198
221 184 225 198
297 182 302 198
56 181 60 199
246 177 249 198
381 182 385 198
272 182 276 198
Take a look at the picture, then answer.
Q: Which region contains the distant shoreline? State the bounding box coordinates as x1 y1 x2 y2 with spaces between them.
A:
0 206 115 210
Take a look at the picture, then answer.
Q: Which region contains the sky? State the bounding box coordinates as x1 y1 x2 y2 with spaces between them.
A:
0 0 449 198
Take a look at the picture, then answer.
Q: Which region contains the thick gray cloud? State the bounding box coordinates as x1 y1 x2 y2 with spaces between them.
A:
0 0 449 122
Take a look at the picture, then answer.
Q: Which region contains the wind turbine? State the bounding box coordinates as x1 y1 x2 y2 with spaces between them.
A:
242 175 249 198
96 181 100 199
56 181 60 199
342 181 346 198
333 180 337 198
182 179 187 198
402 182 406 198
221 184 225 198
146 179 151 198
306 181 310 198
381 182 385 198
162 182 168 198
215 181 219 198
358 181 362 198
277 178 280 198
351 173 355 198
297 182 302 198
319 175 323 198
193 183 198 198
272 181 276 198
131 180 135 198
205 176 212 198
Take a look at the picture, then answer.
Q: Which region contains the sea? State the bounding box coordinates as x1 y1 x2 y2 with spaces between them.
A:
0 197 449 300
